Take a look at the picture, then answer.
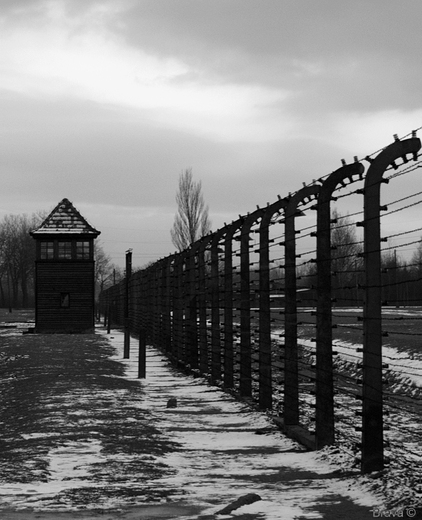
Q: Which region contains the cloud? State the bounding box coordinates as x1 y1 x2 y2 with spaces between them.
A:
0 3 186 101
2 91 293 211
119 0 422 119
3 0 421 149
0 0 290 143
1 0 422 266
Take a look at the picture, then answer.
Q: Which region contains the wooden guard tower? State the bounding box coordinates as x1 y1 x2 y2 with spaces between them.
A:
30 198 101 333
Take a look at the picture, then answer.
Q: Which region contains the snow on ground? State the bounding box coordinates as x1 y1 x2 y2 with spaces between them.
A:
332 307 422 388
1 440 106 498
273 319 422 390
271 313 421 514
101 329 386 519
293 334 422 389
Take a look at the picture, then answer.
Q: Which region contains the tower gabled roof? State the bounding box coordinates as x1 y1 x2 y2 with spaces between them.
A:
30 198 100 237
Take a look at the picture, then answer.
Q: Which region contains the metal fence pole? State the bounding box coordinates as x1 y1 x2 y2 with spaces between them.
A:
103 293 108 327
140 270 148 339
107 298 112 334
138 328 147 378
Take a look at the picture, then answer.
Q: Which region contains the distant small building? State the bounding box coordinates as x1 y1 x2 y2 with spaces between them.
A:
30 198 100 333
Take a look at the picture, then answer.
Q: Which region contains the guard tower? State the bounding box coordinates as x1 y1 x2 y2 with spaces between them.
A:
30 198 101 333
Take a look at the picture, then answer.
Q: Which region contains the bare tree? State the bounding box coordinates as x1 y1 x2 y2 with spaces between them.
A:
330 209 363 304
297 209 363 305
407 238 422 304
94 241 123 293
171 168 211 251
410 238 422 273
0 213 43 308
331 209 362 275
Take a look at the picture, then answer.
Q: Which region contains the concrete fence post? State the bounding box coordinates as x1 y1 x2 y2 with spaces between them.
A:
315 161 364 448
284 186 319 426
173 253 184 365
198 237 212 374
258 197 288 409
240 210 265 397
361 135 421 473
186 246 199 370
124 249 132 359
223 219 243 389
210 229 227 384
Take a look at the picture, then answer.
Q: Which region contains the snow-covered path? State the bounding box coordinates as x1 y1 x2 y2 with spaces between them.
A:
0 325 394 519
103 329 386 519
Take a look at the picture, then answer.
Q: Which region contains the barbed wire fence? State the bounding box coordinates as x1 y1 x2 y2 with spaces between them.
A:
99 132 422 486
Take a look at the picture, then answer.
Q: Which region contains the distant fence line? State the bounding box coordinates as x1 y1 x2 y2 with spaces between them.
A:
99 133 422 476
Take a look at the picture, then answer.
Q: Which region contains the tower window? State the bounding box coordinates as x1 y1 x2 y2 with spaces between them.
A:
58 241 72 259
76 240 91 259
40 241 54 259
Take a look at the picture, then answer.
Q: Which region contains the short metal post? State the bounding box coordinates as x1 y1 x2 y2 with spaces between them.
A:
138 329 146 378
103 297 108 327
107 300 111 334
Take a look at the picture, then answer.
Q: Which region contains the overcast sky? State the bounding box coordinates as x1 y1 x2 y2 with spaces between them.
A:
2 0 422 267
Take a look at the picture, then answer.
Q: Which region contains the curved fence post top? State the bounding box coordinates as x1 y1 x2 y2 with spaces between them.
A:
286 184 320 216
211 225 229 248
259 196 289 230
157 255 173 270
319 161 365 201
240 207 267 234
173 232 215 261
197 232 215 253
359 134 421 474
224 217 245 242
364 136 421 187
